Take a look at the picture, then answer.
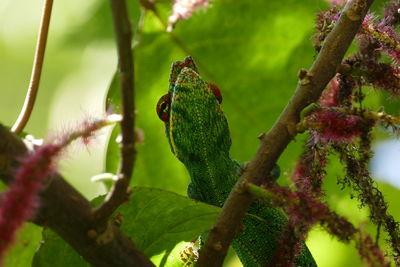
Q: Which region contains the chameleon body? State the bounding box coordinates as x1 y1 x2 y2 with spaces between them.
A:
157 57 316 266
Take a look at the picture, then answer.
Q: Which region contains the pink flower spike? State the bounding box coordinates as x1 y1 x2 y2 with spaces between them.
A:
0 144 60 263
168 0 211 32
311 110 363 143
0 114 117 263
326 0 347 5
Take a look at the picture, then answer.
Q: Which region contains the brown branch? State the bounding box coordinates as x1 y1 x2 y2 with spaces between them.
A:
11 0 53 135
196 0 375 266
94 0 136 223
0 125 154 266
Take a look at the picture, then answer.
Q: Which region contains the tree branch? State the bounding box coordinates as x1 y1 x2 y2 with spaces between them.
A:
196 0 375 265
94 0 136 223
11 0 53 135
0 125 154 266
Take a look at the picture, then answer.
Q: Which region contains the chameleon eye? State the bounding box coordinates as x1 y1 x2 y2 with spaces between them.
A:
156 93 171 122
207 82 222 104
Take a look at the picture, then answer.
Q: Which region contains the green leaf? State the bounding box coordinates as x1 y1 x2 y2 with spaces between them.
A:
151 241 199 267
118 187 220 257
104 124 121 176
32 229 88 267
33 187 219 266
105 72 122 114
3 223 42 267
108 0 335 194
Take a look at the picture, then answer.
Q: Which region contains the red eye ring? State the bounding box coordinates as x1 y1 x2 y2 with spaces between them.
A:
207 82 222 104
156 93 171 122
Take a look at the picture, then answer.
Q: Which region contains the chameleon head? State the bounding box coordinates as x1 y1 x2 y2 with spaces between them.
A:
156 62 231 165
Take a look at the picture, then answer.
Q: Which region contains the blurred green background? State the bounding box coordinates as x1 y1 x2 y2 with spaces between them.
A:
1 0 399 266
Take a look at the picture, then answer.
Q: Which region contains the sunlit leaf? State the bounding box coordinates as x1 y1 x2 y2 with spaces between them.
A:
118 187 219 257
33 187 219 266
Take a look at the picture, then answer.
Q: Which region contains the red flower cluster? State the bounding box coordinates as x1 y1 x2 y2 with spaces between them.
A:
356 232 391 267
310 110 362 143
313 7 340 51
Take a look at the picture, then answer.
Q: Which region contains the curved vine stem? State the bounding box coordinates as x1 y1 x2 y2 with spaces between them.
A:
11 0 53 135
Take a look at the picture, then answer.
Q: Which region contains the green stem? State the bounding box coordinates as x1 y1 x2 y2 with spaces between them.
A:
11 0 53 135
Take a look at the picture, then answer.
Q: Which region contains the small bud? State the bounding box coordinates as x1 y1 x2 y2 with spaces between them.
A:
107 113 123 123
87 229 98 239
298 69 312 85
212 241 222 251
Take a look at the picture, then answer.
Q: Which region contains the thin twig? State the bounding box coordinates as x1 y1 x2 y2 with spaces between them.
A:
11 0 53 135
94 0 136 223
196 1 375 266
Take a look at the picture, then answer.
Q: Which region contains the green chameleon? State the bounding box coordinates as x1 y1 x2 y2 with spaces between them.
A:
156 56 316 266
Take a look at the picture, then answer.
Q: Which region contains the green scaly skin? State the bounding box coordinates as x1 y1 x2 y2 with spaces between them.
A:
159 57 317 266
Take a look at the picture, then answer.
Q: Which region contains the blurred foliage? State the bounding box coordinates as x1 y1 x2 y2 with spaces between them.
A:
0 0 399 266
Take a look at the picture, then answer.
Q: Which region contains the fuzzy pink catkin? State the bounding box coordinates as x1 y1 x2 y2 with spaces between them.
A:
0 115 116 264
0 145 60 263
168 0 210 31
326 0 347 5
311 110 362 143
